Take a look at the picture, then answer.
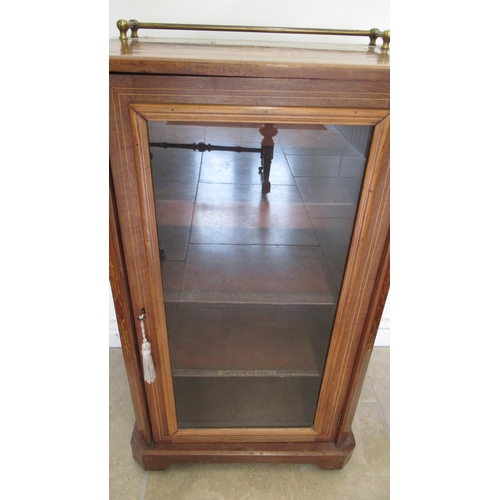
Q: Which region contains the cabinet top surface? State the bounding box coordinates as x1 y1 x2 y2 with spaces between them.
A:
109 37 390 78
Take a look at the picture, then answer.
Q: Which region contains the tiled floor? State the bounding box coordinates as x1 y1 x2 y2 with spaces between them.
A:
109 346 390 499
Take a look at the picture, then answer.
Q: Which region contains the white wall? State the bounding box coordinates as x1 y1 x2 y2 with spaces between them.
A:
109 0 389 44
108 0 390 347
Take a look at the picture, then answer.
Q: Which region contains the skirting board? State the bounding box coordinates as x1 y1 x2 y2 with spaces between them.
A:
374 318 390 346
109 320 122 348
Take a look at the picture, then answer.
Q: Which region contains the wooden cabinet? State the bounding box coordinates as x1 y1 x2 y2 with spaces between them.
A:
109 35 389 470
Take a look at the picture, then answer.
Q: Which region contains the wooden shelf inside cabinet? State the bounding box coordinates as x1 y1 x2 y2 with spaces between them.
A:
109 34 389 470
166 303 332 376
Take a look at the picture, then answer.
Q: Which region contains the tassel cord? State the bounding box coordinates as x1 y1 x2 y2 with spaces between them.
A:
138 310 156 384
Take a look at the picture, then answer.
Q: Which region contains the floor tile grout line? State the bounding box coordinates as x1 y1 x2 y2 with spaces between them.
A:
368 373 390 437
140 471 149 500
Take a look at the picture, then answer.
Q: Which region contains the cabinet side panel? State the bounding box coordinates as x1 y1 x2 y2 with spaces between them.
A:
109 172 153 445
336 231 389 445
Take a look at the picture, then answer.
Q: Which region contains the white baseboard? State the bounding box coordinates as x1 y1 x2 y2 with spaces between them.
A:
109 320 122 348
109 319 390 347
374 318 390 347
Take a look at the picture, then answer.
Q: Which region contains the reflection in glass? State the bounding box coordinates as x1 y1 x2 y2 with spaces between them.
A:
148 121 373 428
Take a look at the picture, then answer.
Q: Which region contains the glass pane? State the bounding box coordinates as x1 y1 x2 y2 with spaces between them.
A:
148 121 373 428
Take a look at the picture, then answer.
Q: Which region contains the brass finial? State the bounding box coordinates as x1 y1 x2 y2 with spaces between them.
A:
369 28 379 47
381 30 390 51
129 19 140 38
117 19 129 40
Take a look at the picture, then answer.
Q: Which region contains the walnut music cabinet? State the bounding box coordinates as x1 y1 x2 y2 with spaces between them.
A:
109 21 390 471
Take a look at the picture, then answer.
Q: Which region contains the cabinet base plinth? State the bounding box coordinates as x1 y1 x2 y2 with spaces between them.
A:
131 425 355 471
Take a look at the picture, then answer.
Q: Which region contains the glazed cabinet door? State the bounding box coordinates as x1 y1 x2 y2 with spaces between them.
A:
109 74 389 446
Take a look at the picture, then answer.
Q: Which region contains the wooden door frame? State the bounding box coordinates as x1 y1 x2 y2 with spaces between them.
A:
110 76 389 446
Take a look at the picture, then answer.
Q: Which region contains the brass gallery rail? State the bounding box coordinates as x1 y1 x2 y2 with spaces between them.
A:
116 19 390 50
